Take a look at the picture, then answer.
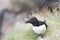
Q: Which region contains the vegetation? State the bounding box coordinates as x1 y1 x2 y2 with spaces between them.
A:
0 0 60 40
11 0 59 13
5 11 60 40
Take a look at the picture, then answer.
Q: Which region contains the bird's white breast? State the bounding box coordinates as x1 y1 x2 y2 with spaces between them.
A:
32 24 46 34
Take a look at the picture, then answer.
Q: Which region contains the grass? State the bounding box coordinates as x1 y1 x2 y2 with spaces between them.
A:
43 13 60 40
5 12 60 40
5 24 37 40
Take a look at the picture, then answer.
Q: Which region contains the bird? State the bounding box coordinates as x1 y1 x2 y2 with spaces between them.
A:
25 17 48 38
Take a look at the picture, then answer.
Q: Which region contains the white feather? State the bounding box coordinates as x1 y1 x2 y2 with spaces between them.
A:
32 24 46 34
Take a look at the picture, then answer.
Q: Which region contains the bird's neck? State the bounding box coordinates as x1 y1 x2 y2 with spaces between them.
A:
32 21 40 26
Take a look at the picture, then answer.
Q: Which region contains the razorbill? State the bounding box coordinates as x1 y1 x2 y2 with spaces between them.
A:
25 17 48 38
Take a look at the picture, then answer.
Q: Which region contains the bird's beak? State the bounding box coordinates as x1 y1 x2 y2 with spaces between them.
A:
25 18 32 23
25 20 30 23
25 19 31 23
25 21 28 23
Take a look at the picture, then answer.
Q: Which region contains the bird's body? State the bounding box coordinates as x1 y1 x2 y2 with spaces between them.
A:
32 24 46 34
25 17 48 38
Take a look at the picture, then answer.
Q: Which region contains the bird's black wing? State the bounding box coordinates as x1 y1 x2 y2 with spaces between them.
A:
39 21 48 28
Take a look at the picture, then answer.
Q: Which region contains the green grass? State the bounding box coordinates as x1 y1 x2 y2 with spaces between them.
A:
43 13 60 40
5 24 37 40
5 13 60 40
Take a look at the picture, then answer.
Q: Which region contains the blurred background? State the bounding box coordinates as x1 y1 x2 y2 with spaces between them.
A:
0 0 60 40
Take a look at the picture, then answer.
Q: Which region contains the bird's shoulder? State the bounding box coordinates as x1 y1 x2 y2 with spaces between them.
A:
39 21 48 28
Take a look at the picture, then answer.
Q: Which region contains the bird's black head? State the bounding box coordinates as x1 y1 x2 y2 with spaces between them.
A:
25 17 39 26
25 17 48 27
